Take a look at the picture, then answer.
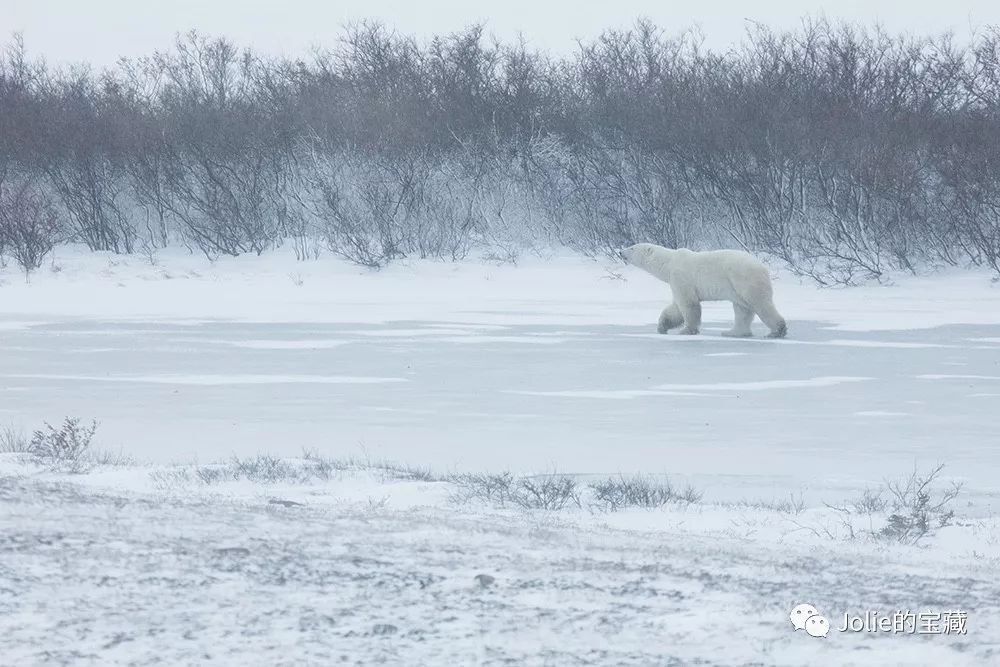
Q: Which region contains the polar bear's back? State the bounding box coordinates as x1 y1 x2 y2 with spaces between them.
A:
672 249 772 302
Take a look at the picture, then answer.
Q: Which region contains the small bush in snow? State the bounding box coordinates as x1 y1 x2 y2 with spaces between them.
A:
450 472 581 510
825 464 962 545
28 418 98 471
150 451 438 488
850 487 889 515
0 426 30 453
879 464 962 544
449 472 516 505
590 475 702 511
230 454 302 483
734 493 806 515
513 475 581 511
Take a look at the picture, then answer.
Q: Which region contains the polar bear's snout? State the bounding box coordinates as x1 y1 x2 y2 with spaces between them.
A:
618 245 640 263
619 243 656 265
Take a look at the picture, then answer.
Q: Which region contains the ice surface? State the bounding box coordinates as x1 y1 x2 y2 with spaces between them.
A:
5 373 408 385
2 317 999 503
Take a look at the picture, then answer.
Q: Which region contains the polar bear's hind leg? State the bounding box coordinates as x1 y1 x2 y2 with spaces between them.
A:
756 300 787 338
722 303 754 337
657 302 684 334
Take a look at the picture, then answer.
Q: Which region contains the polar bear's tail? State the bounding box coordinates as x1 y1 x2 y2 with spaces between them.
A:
757 302 787 339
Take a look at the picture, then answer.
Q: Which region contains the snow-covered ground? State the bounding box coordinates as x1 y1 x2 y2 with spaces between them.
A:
2 457 998 666
2 246 1000 664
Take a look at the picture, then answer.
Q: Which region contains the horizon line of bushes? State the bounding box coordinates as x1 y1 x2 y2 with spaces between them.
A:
2 18 1000 283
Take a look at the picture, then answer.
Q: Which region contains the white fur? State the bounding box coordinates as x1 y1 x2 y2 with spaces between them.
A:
620 243 787 338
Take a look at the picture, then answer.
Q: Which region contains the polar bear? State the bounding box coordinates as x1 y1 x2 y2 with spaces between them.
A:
619 243 787 338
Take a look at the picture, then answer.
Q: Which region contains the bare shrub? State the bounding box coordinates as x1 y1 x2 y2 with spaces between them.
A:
735 493 806 515
825 464 962 544
850 487 889 514
87 448 135 467
0 180 61 276
411 164 480 261
880 464 962 544
162 148 286 258
512 475 581 510
152 455 323 486
450 472 581 510
28 418 98 471
367 460 436 482
301 449 436 482
0 426 29 453
590 474 702 511
450 472 516 505
300 147 424 268
46 158 135 254
230 454 304 483
4 419 132 470
151 451 437 488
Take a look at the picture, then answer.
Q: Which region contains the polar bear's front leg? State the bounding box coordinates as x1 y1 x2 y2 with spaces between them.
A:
721 303 754 337
657 302 684 334
677 300 702 335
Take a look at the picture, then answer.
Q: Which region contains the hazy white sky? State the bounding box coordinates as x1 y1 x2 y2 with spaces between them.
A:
4 0 999 68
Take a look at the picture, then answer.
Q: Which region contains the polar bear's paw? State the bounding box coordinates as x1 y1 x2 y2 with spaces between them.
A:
657 304 684 334
678 326 700 335
765 321 788 339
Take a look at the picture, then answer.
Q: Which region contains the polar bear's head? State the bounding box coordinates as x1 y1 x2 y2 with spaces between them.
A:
619 243 676 282
619 243 660 266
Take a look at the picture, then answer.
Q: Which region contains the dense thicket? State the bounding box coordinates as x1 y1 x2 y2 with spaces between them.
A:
1 20 999 282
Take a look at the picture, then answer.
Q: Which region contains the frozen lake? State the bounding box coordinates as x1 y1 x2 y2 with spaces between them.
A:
2 313 998 502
